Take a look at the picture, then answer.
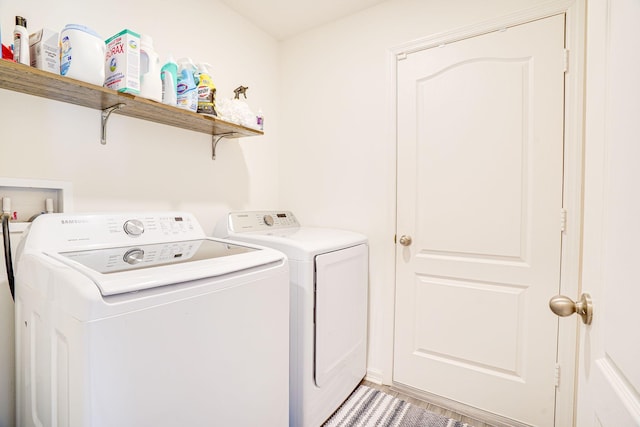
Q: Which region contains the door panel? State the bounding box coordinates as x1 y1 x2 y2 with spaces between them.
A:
394 14 566 426
413 276 525 375
417 59 528 258
578 0 640 424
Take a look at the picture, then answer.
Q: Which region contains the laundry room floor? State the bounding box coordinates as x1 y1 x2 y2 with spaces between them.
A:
360 380 497 427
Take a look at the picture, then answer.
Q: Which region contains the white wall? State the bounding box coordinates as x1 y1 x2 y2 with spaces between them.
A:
278 0 557 383
0 1 279 425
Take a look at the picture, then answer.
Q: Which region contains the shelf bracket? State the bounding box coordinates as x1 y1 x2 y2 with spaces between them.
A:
211 132 236 160
101 103 126 145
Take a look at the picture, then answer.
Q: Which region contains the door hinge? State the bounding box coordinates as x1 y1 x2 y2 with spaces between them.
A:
560 208 567 232
554 363 561 387
563 49 569 73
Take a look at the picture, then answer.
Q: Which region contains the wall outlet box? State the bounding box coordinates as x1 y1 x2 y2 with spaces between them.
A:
0 177 73 233
29 29 59 74
104 29 140 94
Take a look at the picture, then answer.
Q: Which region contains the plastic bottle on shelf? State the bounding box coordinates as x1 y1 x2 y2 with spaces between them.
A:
59 24 105 86
139 35 162 102
13 16 30 65
176 57 198 112
195 62 217 116
160 55 178 106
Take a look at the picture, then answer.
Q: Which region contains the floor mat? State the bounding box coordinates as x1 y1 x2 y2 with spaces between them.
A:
323 385 473 427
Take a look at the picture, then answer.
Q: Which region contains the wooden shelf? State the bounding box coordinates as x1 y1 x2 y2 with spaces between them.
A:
0 59 263 156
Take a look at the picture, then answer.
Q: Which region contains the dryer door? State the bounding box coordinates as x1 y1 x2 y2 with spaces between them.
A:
314 244 368 387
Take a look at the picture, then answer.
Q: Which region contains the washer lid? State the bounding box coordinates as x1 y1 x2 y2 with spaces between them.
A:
46 238 284 296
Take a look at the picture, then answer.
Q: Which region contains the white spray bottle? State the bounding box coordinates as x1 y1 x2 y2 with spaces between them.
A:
13 16 30 65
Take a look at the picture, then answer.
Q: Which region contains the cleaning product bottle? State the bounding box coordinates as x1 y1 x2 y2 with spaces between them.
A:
139 35 162 102
196 62 217 116
160 55 178 106
13 16 30 65
176 58 197 112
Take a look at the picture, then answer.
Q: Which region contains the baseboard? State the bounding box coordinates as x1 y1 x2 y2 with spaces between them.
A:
391 382 532 427
364 368 384 385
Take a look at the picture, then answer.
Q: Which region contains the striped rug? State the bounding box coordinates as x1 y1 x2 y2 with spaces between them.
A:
323 385 472 427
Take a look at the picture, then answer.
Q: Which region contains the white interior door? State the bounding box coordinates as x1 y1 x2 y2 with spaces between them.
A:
394 15 566 426
577 0 640 425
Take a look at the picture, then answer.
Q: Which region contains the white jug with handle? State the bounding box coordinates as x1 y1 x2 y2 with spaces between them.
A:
60 24 106 86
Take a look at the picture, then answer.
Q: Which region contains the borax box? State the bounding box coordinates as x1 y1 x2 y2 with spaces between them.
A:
104 29 140 94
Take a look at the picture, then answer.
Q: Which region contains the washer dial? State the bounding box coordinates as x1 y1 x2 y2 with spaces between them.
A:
123 219 145 236
123 248 145 265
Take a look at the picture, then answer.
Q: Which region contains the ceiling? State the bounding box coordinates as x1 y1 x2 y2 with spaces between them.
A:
219 0 389 40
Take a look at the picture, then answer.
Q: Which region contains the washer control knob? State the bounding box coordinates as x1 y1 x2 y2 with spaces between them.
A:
123 219 144 236
263 215 274 226
123 248 145 265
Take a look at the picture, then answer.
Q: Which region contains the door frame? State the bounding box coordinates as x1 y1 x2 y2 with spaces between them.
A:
384 1 586 425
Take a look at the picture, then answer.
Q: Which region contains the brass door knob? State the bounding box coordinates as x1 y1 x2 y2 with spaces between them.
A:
549 293 593 325
398 235 412 246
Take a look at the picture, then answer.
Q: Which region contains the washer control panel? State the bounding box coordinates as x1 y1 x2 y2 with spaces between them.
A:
32 212 204 252
228 211 299 232
105 214 198 239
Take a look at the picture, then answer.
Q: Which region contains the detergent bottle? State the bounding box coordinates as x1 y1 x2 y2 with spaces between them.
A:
160 55 178 106
176 57 198 112
59 24 106 86
196 62 217 116
139 35 162 102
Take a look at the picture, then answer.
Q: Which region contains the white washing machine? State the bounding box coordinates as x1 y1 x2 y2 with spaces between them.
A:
14 212 290 427
215 211 368 427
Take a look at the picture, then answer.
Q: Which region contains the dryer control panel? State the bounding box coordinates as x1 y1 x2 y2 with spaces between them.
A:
228 211 300 232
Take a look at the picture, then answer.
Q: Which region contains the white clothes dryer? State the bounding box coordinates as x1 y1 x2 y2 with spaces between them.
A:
215 211 368 427
14 212 290 427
